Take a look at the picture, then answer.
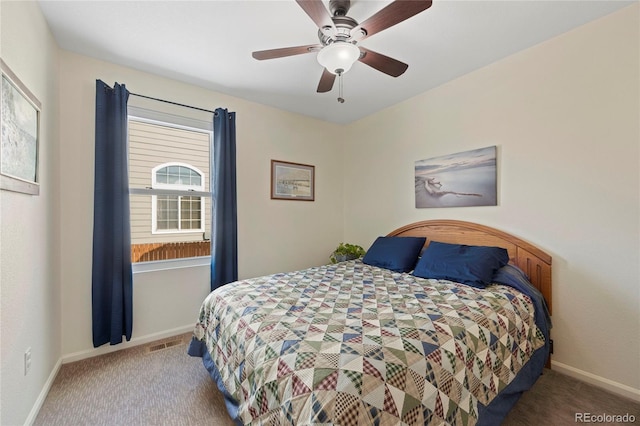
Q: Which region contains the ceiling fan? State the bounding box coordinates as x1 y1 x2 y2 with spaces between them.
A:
252 0 433 101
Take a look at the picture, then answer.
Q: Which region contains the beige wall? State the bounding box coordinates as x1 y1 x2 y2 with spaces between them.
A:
58 50 345 358
1 2 639 424
0 1 61 424
343 5 639 398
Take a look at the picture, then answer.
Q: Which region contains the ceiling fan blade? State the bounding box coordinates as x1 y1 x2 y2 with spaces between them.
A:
296 0 335 30
252 45 321 60
351 0 432 41
317 68 336 93
358 47 408 77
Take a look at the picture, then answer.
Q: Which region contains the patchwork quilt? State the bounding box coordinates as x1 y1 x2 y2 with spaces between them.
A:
191 260 545 425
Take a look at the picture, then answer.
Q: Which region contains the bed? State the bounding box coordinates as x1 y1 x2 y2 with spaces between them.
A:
188 220 552 425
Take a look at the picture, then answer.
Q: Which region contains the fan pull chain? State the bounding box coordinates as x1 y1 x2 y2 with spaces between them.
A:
337 70 345 103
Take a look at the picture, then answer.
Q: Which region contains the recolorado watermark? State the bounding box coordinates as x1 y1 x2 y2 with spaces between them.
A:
575 413 636 423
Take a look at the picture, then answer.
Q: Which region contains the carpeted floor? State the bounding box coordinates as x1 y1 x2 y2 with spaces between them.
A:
35 334 640 425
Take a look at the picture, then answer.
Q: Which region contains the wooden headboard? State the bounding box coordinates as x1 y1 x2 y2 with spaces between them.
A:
387 220 552 314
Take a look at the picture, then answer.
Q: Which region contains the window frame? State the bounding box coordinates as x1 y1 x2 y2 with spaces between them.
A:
150 162 206 235
127 107 213 271
152 162 205 190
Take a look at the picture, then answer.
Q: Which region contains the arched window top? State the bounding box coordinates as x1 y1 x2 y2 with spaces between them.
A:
152 162 204 190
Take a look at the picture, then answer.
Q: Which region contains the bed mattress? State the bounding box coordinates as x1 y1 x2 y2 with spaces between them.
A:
189 260 549 425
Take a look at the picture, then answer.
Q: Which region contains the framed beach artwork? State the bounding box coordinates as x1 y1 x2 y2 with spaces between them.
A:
271 160 315 201
415 146 497 208
0 59 41 195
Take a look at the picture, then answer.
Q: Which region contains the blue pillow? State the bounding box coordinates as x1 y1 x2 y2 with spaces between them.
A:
362 236 426 273
412 241 509 288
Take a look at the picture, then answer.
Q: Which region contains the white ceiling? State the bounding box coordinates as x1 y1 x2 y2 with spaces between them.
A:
38 0 632 124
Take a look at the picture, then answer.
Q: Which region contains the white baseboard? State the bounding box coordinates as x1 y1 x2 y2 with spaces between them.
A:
24 358 62 426
26 325 195 425
61 324 194 364
552 360 640 402
30 329 638 425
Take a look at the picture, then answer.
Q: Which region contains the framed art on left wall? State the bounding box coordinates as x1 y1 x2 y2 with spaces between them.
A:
0 58 41 195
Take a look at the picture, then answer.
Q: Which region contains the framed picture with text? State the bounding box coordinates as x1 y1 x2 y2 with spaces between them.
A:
271 160 315 201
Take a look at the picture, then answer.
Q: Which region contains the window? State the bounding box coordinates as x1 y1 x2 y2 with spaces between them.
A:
128 107 212 265
151 163 204 233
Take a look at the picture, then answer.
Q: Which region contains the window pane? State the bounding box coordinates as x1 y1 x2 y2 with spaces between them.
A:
180 196 202 230
167 173 179 184
128 118 211 263
129 119 210 190
157 196 178 224
156 169 168 184
190 169 202 186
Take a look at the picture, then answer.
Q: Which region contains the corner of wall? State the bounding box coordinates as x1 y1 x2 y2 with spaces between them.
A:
0 1 62 424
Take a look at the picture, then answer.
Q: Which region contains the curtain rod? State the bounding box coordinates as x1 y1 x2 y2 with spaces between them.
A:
129 92 216 115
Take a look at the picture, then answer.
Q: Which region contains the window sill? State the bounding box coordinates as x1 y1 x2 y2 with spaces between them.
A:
132 256 211 274
151 231 206 235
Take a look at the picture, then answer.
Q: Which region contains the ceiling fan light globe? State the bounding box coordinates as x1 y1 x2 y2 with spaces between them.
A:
317 42 360 75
